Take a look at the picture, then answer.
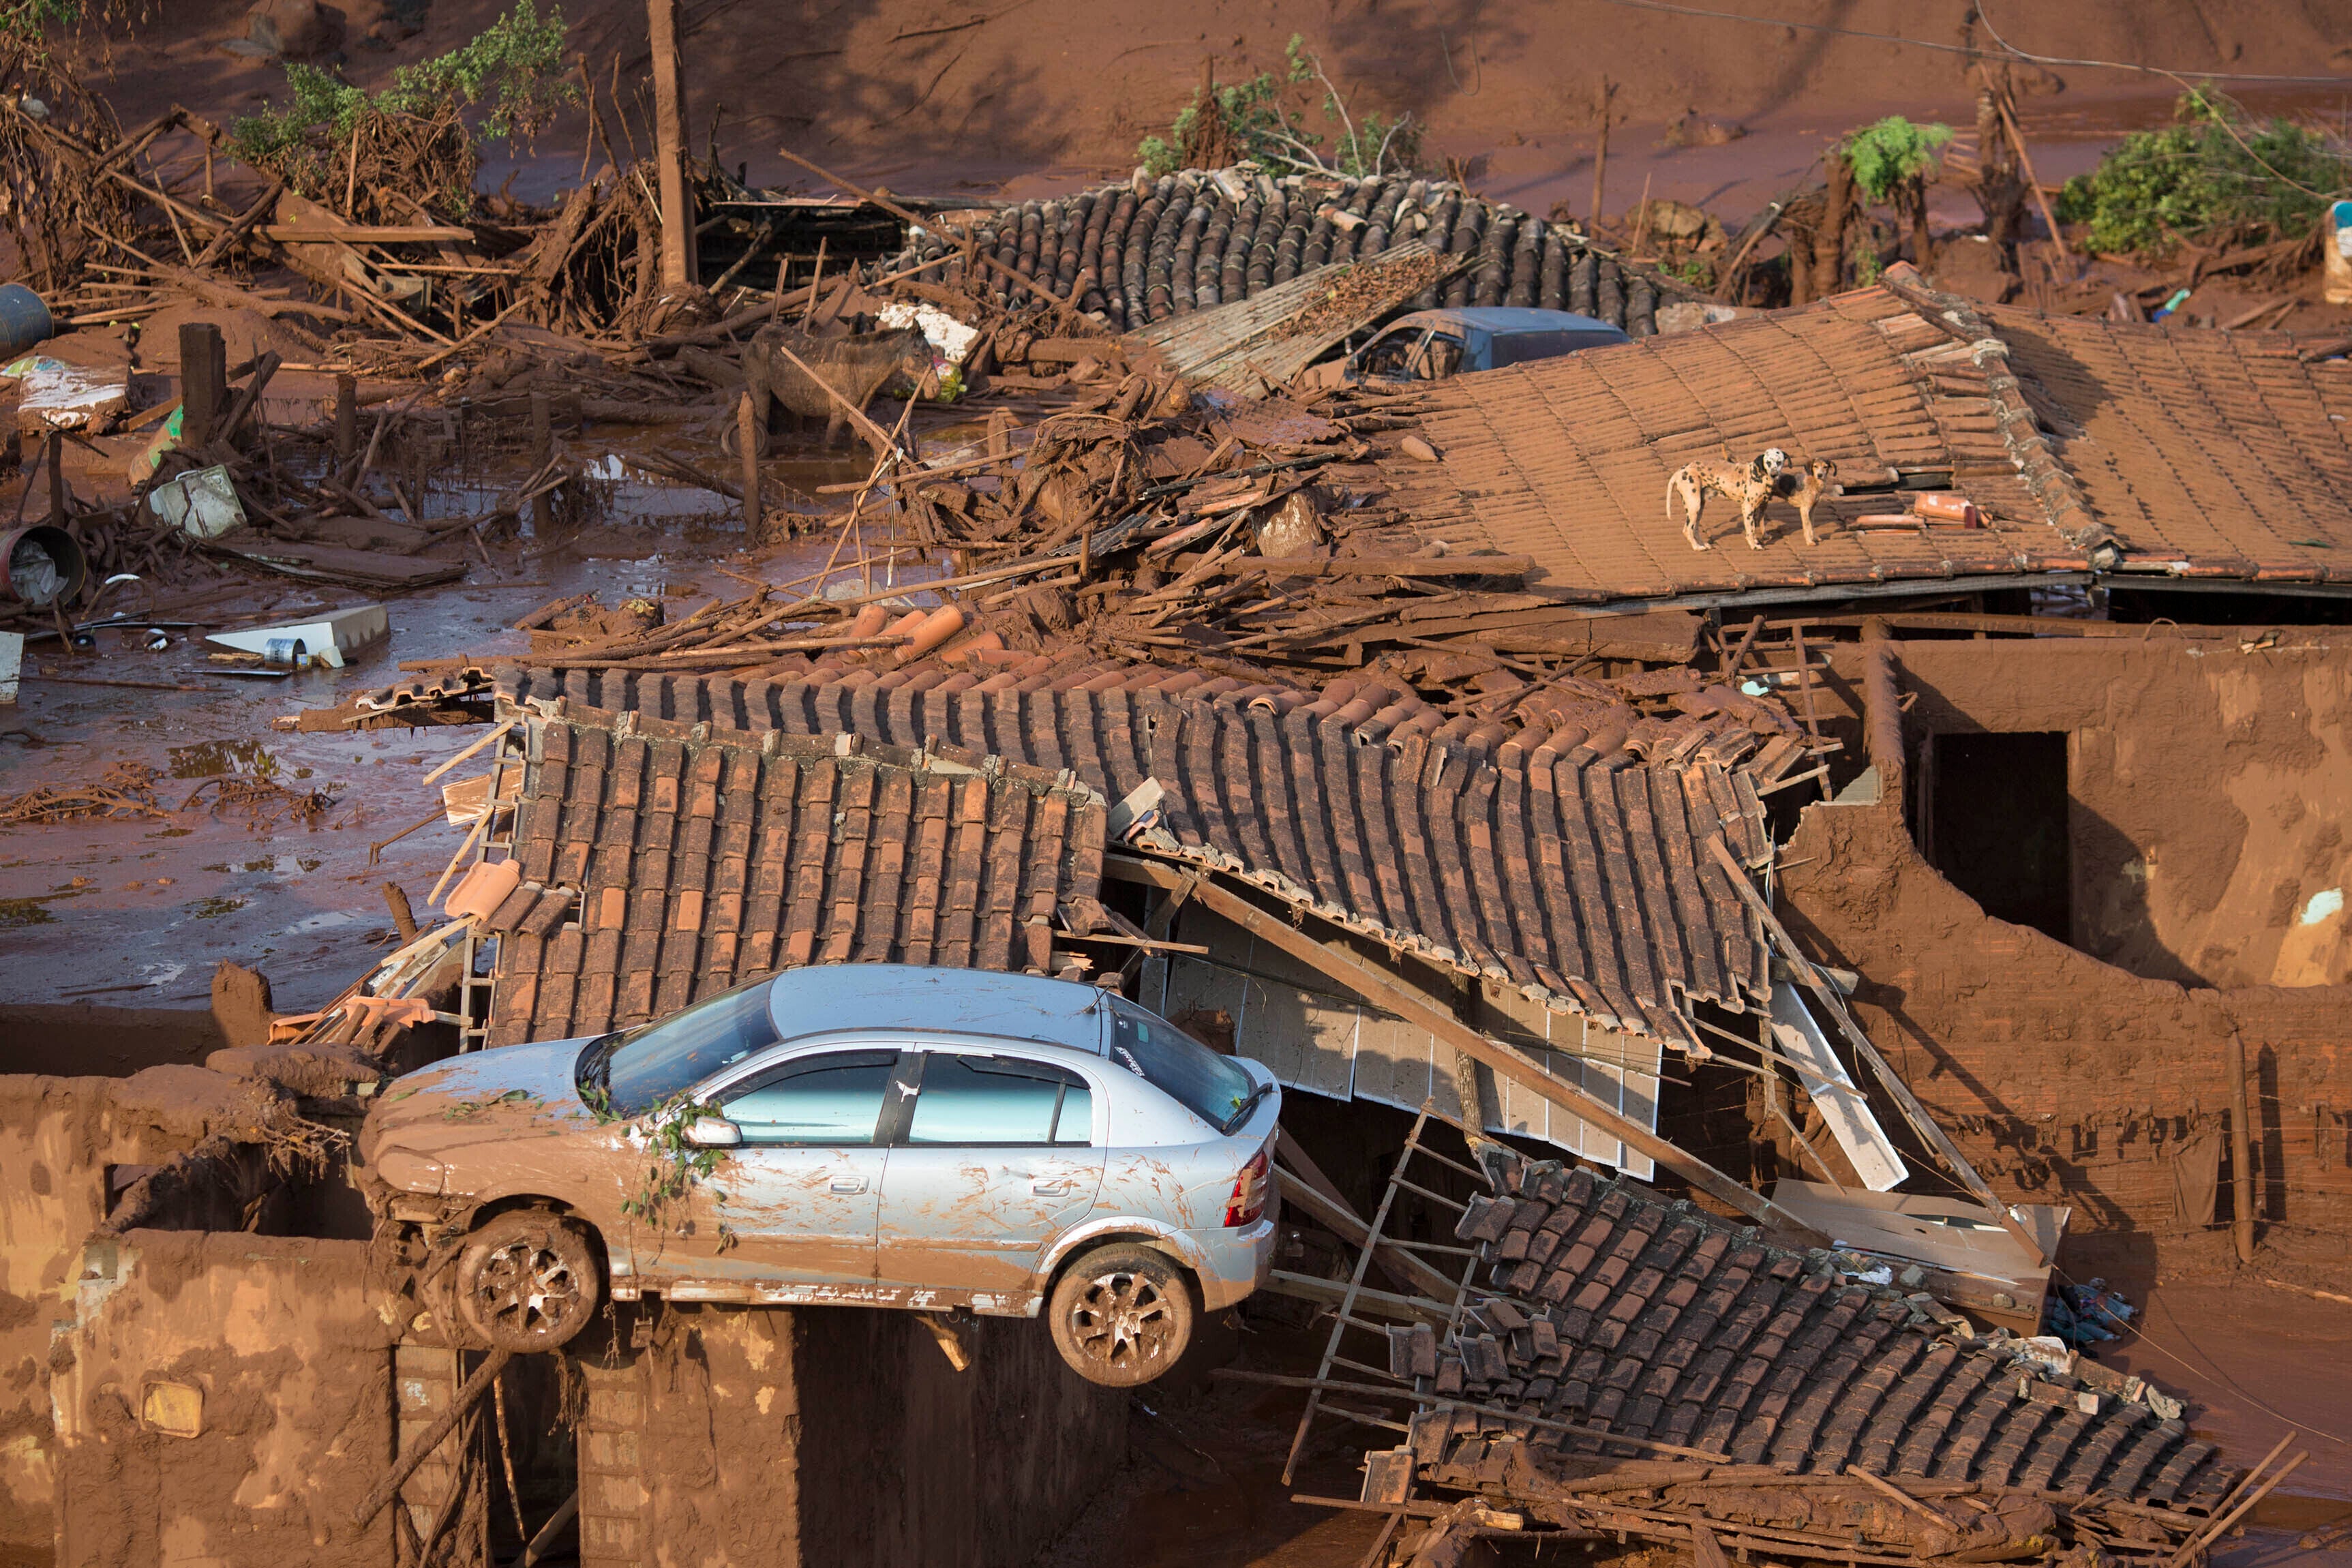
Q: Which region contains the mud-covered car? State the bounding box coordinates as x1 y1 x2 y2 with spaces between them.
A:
1303 305 1631 388
356 965 1280 1386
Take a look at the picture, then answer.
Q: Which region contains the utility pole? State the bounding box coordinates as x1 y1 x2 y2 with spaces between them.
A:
646 0 697 290
2227 1031 2257 1263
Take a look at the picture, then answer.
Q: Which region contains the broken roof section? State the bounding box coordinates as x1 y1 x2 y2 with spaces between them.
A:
1400 1149 2237 1528
1391 268 2352 605
480 709 1107 1046
497 662 1787 1047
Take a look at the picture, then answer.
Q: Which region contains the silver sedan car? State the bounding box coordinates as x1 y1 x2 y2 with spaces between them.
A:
357 965 1281 1385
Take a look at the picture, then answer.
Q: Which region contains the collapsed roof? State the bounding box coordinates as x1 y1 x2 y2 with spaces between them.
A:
479 714 1107 1046
496 662 1800 1049
892 171 1700 337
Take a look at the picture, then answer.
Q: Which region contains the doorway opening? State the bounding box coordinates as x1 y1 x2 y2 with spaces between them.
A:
1917 732 2071 942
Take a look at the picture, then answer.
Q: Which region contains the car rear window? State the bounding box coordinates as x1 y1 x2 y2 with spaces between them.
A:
1488 329 1623 368
1105 997 1258 1133
906 1053 1093 1146
588 977 781 1115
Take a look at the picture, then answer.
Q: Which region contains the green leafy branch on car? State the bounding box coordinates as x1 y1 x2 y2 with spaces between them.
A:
582 1081 739 1253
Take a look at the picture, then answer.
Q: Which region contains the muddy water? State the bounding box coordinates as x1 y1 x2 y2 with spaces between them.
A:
0 429 962 1013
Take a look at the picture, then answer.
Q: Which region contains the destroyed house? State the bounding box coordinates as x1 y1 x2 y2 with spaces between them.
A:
479 663 1830 1183
1383 269 2352 606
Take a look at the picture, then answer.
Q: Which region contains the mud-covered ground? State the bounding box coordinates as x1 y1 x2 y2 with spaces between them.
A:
0 424 933 1009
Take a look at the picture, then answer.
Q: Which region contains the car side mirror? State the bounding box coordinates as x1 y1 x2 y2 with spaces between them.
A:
683 1115 742 1149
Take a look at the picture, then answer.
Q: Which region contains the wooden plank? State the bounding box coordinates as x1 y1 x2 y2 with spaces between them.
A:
1703 835 2048 1265
257 224 475 243
1273 1162 1462 1304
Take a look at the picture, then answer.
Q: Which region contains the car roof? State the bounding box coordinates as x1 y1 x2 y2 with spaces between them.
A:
765 963 1109 1054
1385 307 1627 338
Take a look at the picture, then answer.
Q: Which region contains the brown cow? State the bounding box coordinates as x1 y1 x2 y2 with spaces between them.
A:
742 322 933 450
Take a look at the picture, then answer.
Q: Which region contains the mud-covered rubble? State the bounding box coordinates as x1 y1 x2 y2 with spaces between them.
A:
1350 1149 2237 1565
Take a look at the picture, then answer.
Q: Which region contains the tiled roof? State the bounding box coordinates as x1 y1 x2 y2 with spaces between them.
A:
1387 285 2090 603
480 711 1108 1046
496 663 1780 1045
1418 1151 2237 1508
1991 307 2352 584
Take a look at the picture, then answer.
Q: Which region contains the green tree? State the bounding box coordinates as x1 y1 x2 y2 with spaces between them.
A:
2054 87 2350 256
1839 115 1952 269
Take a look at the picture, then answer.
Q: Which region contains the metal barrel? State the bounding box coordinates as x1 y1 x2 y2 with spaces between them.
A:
0 284 52 357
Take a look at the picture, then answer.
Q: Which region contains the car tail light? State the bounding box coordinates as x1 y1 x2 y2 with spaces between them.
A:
1224 1147 1269 1228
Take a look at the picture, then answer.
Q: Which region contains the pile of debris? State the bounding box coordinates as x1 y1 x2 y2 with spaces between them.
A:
1314 1149 2265 1567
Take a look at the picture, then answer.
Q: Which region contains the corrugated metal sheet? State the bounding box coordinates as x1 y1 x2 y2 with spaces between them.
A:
1128 239 1444 393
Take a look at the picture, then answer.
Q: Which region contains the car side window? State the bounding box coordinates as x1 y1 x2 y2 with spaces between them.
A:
1423 334 1465 378
905 1053 1094 1147
1359 328 1423 379
721 1049 899 1145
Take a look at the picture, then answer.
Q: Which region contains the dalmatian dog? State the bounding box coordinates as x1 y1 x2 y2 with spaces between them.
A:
1668 448 1789 551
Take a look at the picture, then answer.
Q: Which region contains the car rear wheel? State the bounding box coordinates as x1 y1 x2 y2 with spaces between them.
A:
1048 1245 1194 1387
455 1211 601 1353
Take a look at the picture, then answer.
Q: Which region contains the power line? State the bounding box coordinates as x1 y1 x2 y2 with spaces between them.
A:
1582 0 2352 87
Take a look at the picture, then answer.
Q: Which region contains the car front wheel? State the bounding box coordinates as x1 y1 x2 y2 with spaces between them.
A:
1047 1245 1194 1387
455 1210 602 1353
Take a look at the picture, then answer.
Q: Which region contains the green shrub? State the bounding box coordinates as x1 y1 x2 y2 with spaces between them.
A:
1841 117 1953 205
0 0 85 37
228 1 573 213
2054 88 2351 256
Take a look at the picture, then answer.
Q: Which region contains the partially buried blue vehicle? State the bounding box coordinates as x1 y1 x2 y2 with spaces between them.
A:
1333 305 1631 384
357 965 1281 1386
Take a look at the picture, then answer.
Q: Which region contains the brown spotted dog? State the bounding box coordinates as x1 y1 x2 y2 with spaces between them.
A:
1775 456 1838 545
1668 448 1788 551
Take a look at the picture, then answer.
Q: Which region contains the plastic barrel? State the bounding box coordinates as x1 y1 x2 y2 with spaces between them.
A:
1 525 87 606
0 284 52 357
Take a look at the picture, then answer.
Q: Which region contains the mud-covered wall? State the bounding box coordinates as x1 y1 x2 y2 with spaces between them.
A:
48 1231 395 1568
1878 635 2349 991
0 1070 275 1560
0 1006 225 1079
572 1303 1126 1567
798 1308 1126 1568
1779 796 2352 1236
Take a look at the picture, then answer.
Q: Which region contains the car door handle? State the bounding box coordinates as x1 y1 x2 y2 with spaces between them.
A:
1031 1178 1074 1196
829 1177 869 1194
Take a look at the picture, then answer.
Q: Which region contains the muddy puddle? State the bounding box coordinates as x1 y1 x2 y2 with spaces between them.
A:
0 422 963 1011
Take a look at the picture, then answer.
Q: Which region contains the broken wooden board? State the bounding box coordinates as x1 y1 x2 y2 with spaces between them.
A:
212 541 465 592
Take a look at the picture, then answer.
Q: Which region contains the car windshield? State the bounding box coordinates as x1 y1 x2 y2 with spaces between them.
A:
577 977 781 1116
1104 997 1263 1134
